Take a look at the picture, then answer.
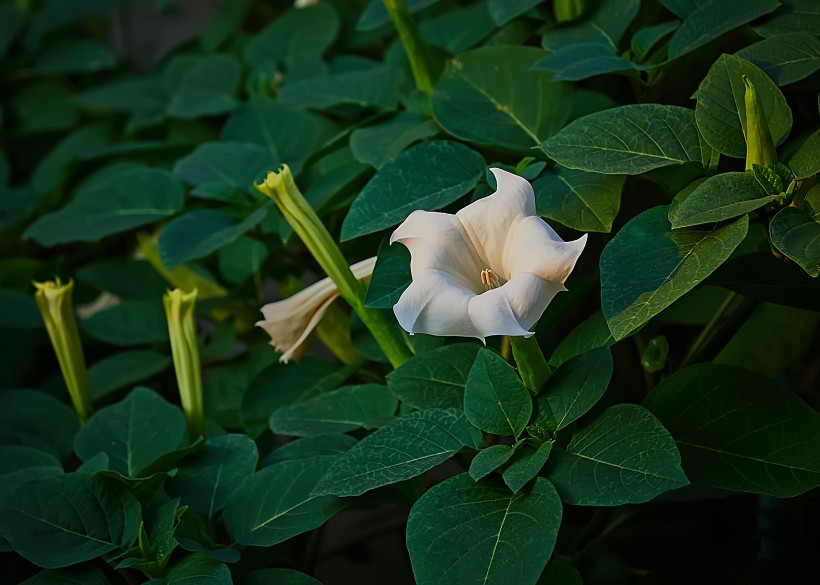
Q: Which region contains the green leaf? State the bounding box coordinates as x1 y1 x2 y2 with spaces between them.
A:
0 390 78 461
32 124 109 194
787 128 820 179
0 474 140 568
668 171 772 228
752 164 783 196
695 54 792 159
74 78 166 131
0 3 24 55
158 206 270 269
545 404 689 505
601 207 749 340
263 434 357 467
165 54 241 119
0 289 41 329
77 259 168 300
770 206 820 277
314 408 483 497
533 42 638 82
278 66 401 111
644 364 820 497
165 554 231 585
34 39 116 74
464 349 532 437
80 301 168 346
736 33 820 86
218 236 269 285
668 0 780 59
357 0 440 31
386 343 480 410
419 1 497 54
224 456 343 546
166 434 258 519
173 141 274 201
350 112 439 169
341 140 484 241
432 46 574 152
74 387 186 477
244 569 322 585
269 384 398 437
0 446 63 501
25 164 184 246
502 440 554 494
533 165 625 232
20 566 111 585
630 21 681 62
754 0 820 37
202 0 253 51
469 442 521 481
540 105 703 175
88 350 172 400
13 81 76 134
549 311 615 368
406 474 562 585
532 348 613 436
364 240 411 309
488 0 543 25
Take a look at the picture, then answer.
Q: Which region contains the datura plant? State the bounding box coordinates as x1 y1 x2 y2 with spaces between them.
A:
1 1 819 584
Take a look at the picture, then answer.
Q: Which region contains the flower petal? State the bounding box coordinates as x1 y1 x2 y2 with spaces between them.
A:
391 210 483 292
393 269 483 340
468 273 564 338
504 216 587 283
456 168 536 272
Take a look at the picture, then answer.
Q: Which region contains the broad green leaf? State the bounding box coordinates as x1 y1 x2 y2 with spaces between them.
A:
278 66 401 111
350 112 439 168
787 129 820 179
218 236 269 285
75 78 167 132
549 311 615 368
25 164 183 246
736 33 820 86
533 42 637 81
660 0 708 18
77 259 168 300
668 171 773 228
532 348 613 436
469 442 521 481
432 46 574 152
32 123 110 194
88 350 172 400
0 474 140 568
0 289 40 329
488 0 542 26
224 456 343 546
545 404 688 505
13 81 76 134
464 349 532 437
630 21 680 62
420 1 496 53
202 0 253 51
769 207 820 277
667 0 780 59
244 569 322 585
20 566 111 585
386 343 480 410
0 446 63 501
165 554 231 585
34 39 116 74
314 408 483 497
173 141 274 201
165 54 241 119
754 0 820 37
540 105 703 175
364 240 411 309
533 165 624 232
269 384 397 437
644 364 820 497
263 434 358 466
406 474 562 585
0 390 78 461
74 387 186 477
357 0 440 31
600 207 749 340
158 206 270 269
695 54 792 158
80 301 168 346
341 140 484 241
0 3 24 55
503 440 554 493
166 434 258 519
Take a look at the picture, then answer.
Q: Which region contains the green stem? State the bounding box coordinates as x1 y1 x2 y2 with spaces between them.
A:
382 0 438 94
681 292 758 368
510 336 552 393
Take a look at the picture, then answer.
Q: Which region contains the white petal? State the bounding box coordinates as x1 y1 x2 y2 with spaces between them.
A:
468 273 564 338
504 216 587 283
393 269 483 340
350 256 378 280
391 210 483 292
456 168 536 272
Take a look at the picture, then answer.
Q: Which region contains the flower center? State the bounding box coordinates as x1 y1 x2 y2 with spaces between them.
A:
480 268 500 291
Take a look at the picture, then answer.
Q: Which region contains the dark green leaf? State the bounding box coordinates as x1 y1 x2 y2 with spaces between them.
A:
0 390 78 461
769 206 820 277
464 348 532 437
0 446 63 501
0 289 41 329
34 39 116 74
364 240 411 309
278 66 401 111
165 54 241 119
218 236 269 284
165 554 232 585
406 474 562 585
20 566 111 585
76 259 168 300
263 434 358 466
601 207 749 340
32 124 109 194
80 301 168 346
469 442 520 481
541 105 703 175
736 33 820 86
173 141 274 201
546 404 688 505
549 311 614 368
668 171 772 228
644 364 820 497
534 42 637 81
0 3 24 55
341 140 484 241
420 1 496 53
357 0 440 31
488 0 542 26
533 165 624 232
244 569 322 585
787 129 820 179
755 0 820 37
503 440 553 493
315 408 483 497
350 112 439 168
13 81 76 134
74 387 186 477
630 21 680 62
88 350 172 400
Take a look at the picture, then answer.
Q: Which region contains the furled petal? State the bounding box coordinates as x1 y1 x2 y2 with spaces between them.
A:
391 210 483 291
393 269 483 340
504 216 588 283
257 257 376 363
456 168 536 272
468 273 564 338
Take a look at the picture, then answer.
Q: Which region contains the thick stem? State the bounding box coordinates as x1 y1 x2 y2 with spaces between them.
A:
510 335 552 393
382 0 438 94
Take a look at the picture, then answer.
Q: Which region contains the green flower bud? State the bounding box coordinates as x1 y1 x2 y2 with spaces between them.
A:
743 75 778 170
163 288 204 438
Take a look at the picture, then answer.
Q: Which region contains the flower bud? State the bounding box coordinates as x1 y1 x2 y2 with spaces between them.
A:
743 75 778 170
163 288 204 438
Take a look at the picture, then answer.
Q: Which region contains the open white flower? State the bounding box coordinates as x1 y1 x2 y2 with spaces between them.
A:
391 168 587 341
257 257 376 363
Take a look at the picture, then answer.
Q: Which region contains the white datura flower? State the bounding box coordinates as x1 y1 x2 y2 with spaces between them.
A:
391 168 587 342
257 257 376 363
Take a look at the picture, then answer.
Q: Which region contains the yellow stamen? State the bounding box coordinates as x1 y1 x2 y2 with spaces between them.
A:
481 268 500 291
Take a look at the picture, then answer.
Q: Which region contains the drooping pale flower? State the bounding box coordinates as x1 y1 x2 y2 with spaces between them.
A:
391 168 587 341
257 257 377 363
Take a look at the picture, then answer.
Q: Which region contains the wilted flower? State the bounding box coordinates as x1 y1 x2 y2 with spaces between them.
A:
391 168 587 341
257 257 377 363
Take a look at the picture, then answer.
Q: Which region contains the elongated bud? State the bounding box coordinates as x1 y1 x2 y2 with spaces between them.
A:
510 336 552 393
163 289 204 438
554 0 585 23
34 278 93 425
382 0 438 94
137 233 226 300
743 76 778 170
